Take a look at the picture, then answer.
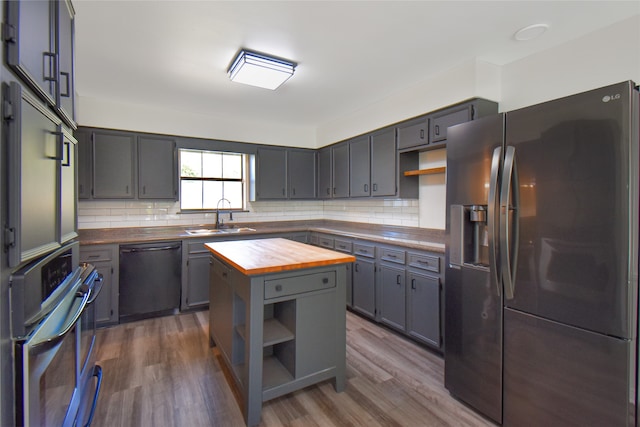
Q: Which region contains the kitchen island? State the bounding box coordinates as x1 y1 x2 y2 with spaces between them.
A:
206 238 355 426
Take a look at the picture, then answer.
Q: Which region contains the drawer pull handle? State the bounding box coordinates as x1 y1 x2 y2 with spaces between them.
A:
322 278 329 284
275 284 282 292
388 254 396 258
411 279 416 290
396 275 401 285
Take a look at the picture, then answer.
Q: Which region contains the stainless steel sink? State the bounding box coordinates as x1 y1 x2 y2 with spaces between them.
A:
185 227 255 236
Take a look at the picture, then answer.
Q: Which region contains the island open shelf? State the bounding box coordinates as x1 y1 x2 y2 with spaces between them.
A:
207 238 355 426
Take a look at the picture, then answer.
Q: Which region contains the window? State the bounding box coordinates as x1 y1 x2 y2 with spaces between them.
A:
179 149 246 210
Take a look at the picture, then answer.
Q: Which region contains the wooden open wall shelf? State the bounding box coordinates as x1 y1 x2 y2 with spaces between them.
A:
403 166 446 177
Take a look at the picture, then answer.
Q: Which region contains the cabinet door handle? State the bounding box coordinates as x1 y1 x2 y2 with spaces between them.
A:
411 278 416 290
142 185 146 195
355 263 359 273
372 183 377 192
60 71 71 97
282 188 285 196
420 129 424 140
326 188 330 195
62 141 71 167
364 184 369 193
435 125 440 136
396 274 401 285
42 52 56 82
292 188 296 196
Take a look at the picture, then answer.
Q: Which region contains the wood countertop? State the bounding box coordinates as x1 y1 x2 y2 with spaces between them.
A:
205 238 356 276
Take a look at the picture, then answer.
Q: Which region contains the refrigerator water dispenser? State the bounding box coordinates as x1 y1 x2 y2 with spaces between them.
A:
449 204 490 268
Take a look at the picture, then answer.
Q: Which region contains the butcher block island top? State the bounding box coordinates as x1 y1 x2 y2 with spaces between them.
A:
205 237 356 275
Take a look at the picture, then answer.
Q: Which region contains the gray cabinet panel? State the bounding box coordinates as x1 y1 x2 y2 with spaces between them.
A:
185 255 210 309
431 106 471 144
332 143 349 198
5 0 56 107
56 0 76 127
370 128 396 196
379 264 406 331
5 83 61 267
397 117 428 150
76 130 92 199
349 136 370 197
256 147 287 199
60 130 78 243
407 271 440 347
138 135 177 199
317 147 332 199
352 257 376 318
92 131 135 198
288 149 316 199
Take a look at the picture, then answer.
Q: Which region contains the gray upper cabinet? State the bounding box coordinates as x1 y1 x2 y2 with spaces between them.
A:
317 146 332 199
370 128 396 196
254 147 315 200
255 147 287 199
138 135 177 200
397 117 428 151
288 149 316 199
349 136 370 197
3 82 78 267
55 0 76 128
4 0 77 128
430 106 471 145
76 129 92 199
60 128 78 243
92 130 136 199
332 143 349 198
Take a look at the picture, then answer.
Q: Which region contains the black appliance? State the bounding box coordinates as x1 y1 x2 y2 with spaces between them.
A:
11 242 103 426
444 81 639 425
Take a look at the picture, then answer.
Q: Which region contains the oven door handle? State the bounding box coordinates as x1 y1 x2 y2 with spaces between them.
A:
29 291 90 355
87 273 104 305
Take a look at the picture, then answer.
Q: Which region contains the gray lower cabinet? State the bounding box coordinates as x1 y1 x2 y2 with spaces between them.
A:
352 242 376 319
379 263 406 330
407 270 441 348
309 232 442 350
80 245 119 326
138 135 177 199
182 240 211 310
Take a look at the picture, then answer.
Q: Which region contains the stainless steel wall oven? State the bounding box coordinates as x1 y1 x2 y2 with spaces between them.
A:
10 242 103 426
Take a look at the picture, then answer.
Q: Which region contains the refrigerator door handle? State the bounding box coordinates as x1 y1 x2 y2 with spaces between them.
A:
488 146 502 296
500 145 520 300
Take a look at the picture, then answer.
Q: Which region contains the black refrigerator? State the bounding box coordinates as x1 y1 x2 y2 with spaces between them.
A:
444 81 639 426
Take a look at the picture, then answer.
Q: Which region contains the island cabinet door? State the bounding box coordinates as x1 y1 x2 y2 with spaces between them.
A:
294 291 337 377
209 257 233 356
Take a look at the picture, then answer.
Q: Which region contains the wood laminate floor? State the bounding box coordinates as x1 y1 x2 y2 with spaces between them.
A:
91 310 496 427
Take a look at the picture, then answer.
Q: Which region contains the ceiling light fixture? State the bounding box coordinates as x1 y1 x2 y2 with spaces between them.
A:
227 49 296 90
514 23 549 41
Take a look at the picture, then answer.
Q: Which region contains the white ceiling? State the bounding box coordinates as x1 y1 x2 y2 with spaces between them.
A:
73 1 639 130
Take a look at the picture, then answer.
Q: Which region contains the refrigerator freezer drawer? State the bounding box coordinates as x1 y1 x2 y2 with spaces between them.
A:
503 308 635 426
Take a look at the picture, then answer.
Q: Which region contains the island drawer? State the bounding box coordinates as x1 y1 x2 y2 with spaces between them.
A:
333 238 353 254
264 271 336 300
380 247 406 264
407 253 440 273
353 242 375 258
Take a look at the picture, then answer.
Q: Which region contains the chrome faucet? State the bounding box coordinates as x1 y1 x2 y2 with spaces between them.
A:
215 198 233 229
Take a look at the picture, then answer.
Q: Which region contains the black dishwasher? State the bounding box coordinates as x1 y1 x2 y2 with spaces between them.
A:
119 241 182 322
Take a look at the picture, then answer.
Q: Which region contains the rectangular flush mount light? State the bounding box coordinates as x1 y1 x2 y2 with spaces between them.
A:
227 49 296 90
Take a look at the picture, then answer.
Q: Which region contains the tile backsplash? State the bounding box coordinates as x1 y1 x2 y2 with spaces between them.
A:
77 199 420 229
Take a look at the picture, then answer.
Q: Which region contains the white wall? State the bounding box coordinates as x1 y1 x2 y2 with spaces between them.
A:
77 17 639 231
500 15 640 112
77 95 316 148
